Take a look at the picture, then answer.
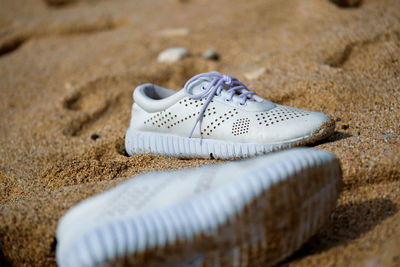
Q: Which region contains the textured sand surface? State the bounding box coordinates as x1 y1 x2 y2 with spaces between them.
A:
0 0 399 266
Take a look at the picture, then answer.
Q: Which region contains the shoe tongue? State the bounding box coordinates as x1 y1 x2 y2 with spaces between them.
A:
183 74 261 101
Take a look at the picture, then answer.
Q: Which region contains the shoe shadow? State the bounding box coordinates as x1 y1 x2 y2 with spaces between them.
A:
0 246 11 267
308 131 352 147
279 198 397 265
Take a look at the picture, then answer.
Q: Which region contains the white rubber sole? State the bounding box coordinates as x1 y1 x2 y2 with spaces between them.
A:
125 127 334 159
125 121 335 159
56 148 342 267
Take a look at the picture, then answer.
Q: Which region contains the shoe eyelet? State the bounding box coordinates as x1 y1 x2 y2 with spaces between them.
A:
225 98 232 103
201 82 210 90
239 102 247 107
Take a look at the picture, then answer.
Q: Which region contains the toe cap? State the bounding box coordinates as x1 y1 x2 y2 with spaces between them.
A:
255 106 332 143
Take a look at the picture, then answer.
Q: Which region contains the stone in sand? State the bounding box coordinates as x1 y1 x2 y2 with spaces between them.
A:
244 67 266 80
202 49 219 60
160 28 189 37
157 47 189 63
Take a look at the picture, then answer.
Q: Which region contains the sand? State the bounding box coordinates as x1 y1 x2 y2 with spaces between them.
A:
0 0 399 266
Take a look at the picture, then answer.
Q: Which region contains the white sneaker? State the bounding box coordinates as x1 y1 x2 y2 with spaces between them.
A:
125 71 335 159
56 148 342 267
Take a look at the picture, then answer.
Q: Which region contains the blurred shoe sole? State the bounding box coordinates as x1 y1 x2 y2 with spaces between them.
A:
56 148 342 267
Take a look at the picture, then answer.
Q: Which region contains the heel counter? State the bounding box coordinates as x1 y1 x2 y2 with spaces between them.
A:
128 103 145 131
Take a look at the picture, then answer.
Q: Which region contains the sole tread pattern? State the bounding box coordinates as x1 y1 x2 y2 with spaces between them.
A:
57 149 341 267
125 120 334 159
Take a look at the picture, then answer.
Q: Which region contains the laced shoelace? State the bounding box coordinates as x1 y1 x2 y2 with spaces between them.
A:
183 71 257 138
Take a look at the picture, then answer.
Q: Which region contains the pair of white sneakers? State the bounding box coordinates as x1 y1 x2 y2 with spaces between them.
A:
56 72 341 267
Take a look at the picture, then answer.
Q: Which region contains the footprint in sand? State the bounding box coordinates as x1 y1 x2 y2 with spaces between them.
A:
43 0 107 8
0 25 28 58
61 76 129 137
328 0 362 8
0 13 125 58
324 33 397 69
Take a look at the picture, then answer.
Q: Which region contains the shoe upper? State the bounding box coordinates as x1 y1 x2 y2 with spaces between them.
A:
129 72 330 144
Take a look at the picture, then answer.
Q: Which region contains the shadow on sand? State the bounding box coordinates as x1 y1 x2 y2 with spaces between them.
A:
280 198 397 265
0 245 11 267
308 131 352 147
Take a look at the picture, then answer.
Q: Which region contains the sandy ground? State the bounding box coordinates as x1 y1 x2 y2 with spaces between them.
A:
0 0 399 266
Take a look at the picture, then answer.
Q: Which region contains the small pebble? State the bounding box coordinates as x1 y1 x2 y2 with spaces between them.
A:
157 47 189 63
244 67 266 80
91 134 100 140
380 135 390 142
342 123 349 130
64 82 72 90
202 49 219 60
160 28 189 37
